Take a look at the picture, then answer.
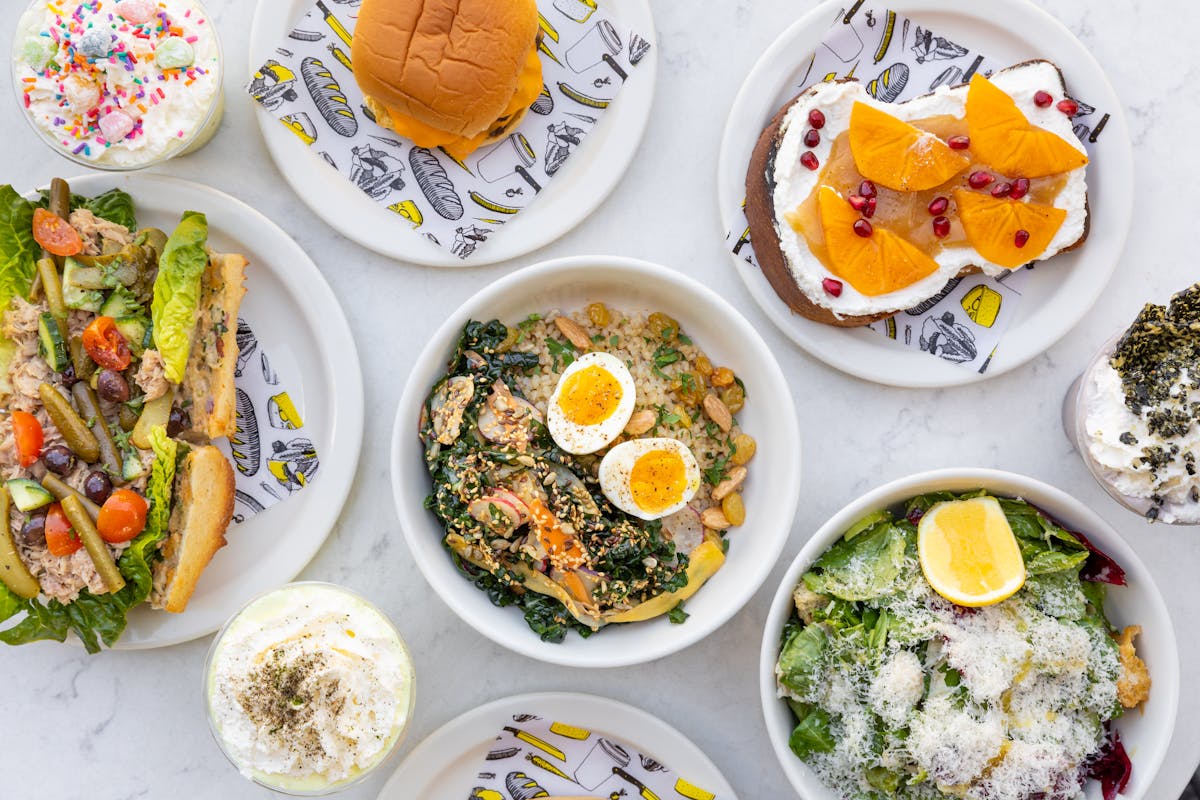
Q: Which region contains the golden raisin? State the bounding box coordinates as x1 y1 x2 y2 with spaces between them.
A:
721 492 746 526
730 434 757 465
711 367 735 387
586 302 611 328
670 372 706 406
647 312 681 342
720 383 745 414
694 355 714 378
673 405 692 428
496 327 520 353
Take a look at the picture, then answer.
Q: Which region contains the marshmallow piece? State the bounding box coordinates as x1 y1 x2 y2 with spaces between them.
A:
98 110 136 142
155 37 195 70
114 0 156 24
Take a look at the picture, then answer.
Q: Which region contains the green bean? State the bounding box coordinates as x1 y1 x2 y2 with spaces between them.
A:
69 336 94 382
47 178 72 269
131 390 174 450
40 474 100 521
61 495 124 594
0 487 40 599
37 258 66 321
72 382 121 478
38 382 99 463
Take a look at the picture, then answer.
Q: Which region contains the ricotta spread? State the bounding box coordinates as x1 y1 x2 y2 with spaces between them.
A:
206 583 414 793
14 0 222 168
771 60 1087 318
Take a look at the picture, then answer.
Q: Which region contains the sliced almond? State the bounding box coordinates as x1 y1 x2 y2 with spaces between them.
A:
554 316 592 351
711 465 748 501
702 393 733 433
624 409 656 435
700 507 732 530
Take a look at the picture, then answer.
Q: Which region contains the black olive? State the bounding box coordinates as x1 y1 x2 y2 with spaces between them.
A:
42 444 76 476
82 470 113 504
96 369 130 403
20 511 46 548
166 405 191 438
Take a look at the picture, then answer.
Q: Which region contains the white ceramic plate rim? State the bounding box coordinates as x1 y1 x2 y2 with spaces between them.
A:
757 467 1180 800
390 255 800 668
376 691 737 800
716 0 1135 388
248 0 659 268
38 173 364 650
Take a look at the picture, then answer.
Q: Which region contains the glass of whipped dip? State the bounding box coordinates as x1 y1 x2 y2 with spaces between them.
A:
12 0 225 171
204 582 416 795
1063 288 1200 524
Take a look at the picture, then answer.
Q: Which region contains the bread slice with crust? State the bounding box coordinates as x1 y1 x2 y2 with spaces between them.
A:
180 252 247 442
150 444 236 613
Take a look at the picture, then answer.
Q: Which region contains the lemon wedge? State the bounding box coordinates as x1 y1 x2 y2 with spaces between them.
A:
917 496 1026 607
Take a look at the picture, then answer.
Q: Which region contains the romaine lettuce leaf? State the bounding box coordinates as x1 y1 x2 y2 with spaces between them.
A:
37 188 137 231
0 185 38 312
151 211 208 383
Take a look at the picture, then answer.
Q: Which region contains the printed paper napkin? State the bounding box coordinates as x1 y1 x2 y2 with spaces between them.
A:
725 4 1110 373
249 0 651 260
469 713 720 800
216 317 319 524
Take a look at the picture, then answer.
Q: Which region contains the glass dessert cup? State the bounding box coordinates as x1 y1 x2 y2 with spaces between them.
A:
1063 332 1198 526
11 0 226 172
203 582 416 796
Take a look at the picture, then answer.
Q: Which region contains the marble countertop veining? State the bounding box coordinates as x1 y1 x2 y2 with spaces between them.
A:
2 0 1199 798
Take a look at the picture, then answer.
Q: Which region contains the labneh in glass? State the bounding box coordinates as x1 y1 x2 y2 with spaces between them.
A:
204 582 416 795
12 0 224 170
1063 284 1200 524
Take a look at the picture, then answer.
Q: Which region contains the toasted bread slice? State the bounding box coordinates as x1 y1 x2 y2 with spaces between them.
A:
150 444 235 613
180 252 247 441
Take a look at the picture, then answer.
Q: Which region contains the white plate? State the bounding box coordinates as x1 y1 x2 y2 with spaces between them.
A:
717 0 1134 388
248 0 658 268
759 468 1179 800
391 255 800 668
376 691 738 800
48 174 364 649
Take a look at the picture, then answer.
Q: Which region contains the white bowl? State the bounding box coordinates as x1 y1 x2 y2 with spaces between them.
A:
391 255 801 668
759 468 1179 800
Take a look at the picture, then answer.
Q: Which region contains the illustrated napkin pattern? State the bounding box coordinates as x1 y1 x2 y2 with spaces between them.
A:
216 317 319 525
248 0 651 260
725 4 1110 373
468 713 720 800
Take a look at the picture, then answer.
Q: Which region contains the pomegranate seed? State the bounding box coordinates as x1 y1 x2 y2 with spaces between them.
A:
968 170 995 189
947 135 970 150
1014 229 1030 248
800 151 819 170
863 197 877 219
858 180 877 199
928 196 949 216
847 194 868 212
932 216 951 238
822 277 843 297
1010 177 1030 200
1034 90 1054 108
808 109 826 129
1057 98 1079 116
991 182 1013 198
803 129 821 148
853 219 873 238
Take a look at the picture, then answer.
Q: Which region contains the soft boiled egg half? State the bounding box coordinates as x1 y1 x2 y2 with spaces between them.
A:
599 438 701 521
547 351 637 454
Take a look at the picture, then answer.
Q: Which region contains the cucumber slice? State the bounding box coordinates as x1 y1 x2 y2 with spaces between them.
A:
114 316 149 357
122 453 146 482
6 479 53 512
99 287 140 318
37 313 69 372
62 258 104 312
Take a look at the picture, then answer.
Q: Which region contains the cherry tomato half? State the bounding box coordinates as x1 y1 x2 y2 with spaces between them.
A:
32 208 83 257
81 316 132 371
45 503 82 556
11 410 43 468
96 489 148 544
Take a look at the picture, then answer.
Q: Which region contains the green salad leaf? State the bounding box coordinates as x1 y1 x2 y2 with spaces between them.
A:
0 185 38 313
805 520 907 601
82 188 137 230
151 211 208 383
787 700 836 759
778 623 827 697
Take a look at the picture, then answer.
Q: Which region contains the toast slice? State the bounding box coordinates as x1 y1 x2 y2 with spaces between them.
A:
180 252 247 441
150 444 236 613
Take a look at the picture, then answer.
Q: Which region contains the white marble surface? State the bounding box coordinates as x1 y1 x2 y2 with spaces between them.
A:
2 0 1198 798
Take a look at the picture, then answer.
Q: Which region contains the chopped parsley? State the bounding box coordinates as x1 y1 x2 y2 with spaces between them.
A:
667 602 689 624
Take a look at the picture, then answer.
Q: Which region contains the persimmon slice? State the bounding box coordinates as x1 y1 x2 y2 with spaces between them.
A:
817 186 940 296
953 189 1067 269
965 74 1088 178
849 102 969 192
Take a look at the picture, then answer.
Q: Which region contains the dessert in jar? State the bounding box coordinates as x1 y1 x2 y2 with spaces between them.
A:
12 0 224 170
1064 284 1200 524
204 583 416 795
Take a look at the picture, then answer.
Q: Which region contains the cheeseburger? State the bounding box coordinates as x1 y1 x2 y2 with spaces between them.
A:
352 0 543 159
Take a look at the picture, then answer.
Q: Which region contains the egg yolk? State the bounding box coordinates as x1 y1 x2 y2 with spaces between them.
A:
558 365 623 425
629 449 687 514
